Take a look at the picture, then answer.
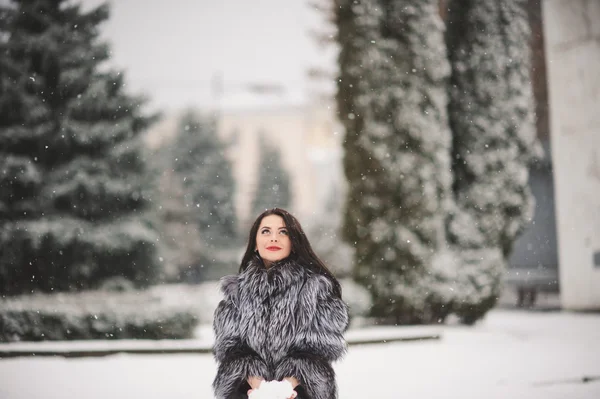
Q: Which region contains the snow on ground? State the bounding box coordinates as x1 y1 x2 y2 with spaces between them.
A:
0 309 599 399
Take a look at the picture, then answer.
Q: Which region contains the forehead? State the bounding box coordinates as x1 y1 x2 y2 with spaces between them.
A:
258 214 286 229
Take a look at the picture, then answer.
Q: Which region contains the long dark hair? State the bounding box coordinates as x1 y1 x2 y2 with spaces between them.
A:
239 208 342 298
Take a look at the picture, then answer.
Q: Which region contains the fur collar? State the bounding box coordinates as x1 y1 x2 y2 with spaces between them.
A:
221 256 311 299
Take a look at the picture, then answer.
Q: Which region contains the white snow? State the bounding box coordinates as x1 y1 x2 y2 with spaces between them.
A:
1 309 599 399
0 323 439 355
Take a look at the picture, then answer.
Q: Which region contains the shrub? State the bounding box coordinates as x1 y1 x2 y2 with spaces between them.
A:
0 286 201 342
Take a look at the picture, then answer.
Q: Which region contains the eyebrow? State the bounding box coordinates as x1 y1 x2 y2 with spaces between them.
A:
260 226 287 230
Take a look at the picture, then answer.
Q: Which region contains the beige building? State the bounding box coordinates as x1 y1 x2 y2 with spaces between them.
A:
218 100 342 225
146 95 344 229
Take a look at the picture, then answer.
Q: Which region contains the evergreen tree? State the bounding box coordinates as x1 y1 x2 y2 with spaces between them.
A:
306 185 354 278
445 0 542 322
152 151 204 282
169 110 238 252
0 0 159 295
335 0 455 323
251 133 291 216
446 0 542 258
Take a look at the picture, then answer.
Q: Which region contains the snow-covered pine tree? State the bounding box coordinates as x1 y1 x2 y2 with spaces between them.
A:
169 110 238 256
306 185 354 278
445 0 543 322
251 132 291 217
153 163 204 283
0 0 160 295
446 0 542 258
335 0 455 324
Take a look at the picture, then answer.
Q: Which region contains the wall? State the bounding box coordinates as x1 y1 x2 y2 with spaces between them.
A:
543 0 600 309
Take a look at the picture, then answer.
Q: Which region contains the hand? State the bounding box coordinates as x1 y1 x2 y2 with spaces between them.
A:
247 376 264 396
282 377 299 389
282 378 299 398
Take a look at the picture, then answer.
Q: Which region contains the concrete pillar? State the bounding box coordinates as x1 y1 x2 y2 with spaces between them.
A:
542 0 600 309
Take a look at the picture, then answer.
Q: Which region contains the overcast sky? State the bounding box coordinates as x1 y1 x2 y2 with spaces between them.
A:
80 0 335 112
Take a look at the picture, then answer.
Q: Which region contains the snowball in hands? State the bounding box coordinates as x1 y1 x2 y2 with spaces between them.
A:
248 380 296 399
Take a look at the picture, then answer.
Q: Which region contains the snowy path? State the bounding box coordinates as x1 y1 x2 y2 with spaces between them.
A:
1 310 599 399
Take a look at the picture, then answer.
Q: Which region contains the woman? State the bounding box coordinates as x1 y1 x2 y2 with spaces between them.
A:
212 208 349 399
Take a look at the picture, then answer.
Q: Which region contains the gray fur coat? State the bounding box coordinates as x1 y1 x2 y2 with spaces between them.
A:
212 257 349 399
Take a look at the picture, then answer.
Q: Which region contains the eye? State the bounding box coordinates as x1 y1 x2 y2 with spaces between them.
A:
260 228 270 234
279 229 288 236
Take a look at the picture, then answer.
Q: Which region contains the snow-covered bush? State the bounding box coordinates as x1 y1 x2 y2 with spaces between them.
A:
340 278 372 321
0 287 201 342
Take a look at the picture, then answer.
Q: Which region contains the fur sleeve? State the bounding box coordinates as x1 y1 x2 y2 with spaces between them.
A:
212 275 269 399
274 274 349 399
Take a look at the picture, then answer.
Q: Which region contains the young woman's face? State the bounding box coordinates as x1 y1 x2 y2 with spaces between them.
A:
255 214 292 267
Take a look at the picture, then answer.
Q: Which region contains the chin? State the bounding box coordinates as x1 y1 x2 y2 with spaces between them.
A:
262 255 288 266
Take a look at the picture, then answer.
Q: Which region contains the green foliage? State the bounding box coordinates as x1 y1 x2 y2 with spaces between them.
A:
151 149 205 283
446 0 542 257
0 218 157 295
0 0 160 295
169 110 238 249
153 110 240 281
0 287 200 342
251 132 291 216
333 0 542 325
157 188 205 283
335 0 454 324
444 0 543 322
